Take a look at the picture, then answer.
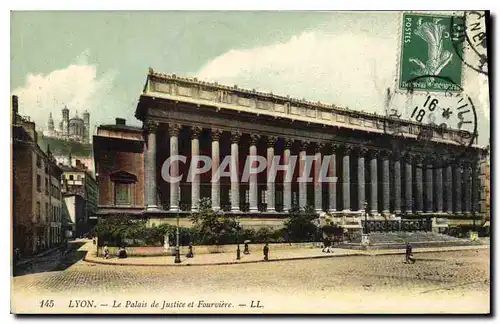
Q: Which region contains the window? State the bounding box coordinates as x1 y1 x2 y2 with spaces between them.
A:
115 183 131 205
36 202 41 221
110 171 137 206
77 175 81 181
69 175 74 181
45 178 49 195
36 155 42 168
45 202 49 221
36 175 41 192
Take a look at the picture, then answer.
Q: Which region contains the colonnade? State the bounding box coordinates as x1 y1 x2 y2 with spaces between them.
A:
144 122 479 215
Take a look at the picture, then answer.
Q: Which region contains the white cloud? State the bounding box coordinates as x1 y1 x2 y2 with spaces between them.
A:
197 31 399 114
12 51 117 134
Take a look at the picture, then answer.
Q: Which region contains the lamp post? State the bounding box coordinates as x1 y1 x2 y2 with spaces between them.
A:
174 207 181 264
236 217 241 260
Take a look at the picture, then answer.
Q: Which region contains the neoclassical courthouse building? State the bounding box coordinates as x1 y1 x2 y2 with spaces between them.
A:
94 69 488 231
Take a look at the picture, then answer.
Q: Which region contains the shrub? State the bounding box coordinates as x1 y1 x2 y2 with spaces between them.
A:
284 206 319 242
190 197 238 245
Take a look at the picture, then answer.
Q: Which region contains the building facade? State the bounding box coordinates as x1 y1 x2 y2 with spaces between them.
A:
93 118 145 217
43 106 90 144
96 70 488 232
60 160 98 236
480 149 490 219
13 96 64 256
63 194 85 238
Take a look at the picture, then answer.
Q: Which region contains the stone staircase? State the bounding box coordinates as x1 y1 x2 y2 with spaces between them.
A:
341 231 477 250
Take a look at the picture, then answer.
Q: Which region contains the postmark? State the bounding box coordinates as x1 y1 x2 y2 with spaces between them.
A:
399 12 464 93
401 74 478 169
450 11 489 76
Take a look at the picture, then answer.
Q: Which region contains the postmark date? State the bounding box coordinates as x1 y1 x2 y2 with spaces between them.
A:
411 95 439 123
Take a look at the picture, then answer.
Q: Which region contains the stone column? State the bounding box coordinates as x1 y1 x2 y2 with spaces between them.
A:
425 158 434 213
145 120 159 210
381 150 390 214
435 163 444 213
370 150 378 215
314 143 323 213
471 159 479 214
404 153 413 213
249 134 260 213
190 126 202 212
415 155 424 213
463 162 472 214
342 145 352 212
211 129 222 211
230 131 241 212
445 164 453 213
357 146 368 211
328 144 338 213
299 141 309 209
266 136 277 212
169 123 181 212
283 139 293 212
393 151 402 214
454 162 462 213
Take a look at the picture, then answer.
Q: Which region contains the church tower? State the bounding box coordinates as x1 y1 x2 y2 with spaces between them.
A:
62 106 69 138
83 110 90 144
48 112 54 132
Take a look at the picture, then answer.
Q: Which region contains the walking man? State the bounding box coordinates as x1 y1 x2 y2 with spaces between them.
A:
405 242 415 264
263 243 269 261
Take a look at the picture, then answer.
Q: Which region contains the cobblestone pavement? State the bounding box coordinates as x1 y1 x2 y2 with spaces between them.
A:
11 248 490 314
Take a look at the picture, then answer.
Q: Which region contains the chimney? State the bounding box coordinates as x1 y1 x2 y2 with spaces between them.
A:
115 118 126 125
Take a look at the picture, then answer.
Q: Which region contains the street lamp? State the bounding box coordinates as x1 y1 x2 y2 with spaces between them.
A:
174 206 181 264
236 217 241 260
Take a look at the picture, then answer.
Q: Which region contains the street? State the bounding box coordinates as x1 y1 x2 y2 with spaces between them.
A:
11 246 490 314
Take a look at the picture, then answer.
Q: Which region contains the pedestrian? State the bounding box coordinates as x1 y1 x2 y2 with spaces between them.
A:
117 246 127 259
244 242 250 255
405 242 415 264
284 231 292 246
322 237 331 253
186 242 194 258
103 245 110 259
263 243 269 261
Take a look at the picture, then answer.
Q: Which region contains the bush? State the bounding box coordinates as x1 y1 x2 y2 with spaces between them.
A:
190 197 238 245
284 206 320 242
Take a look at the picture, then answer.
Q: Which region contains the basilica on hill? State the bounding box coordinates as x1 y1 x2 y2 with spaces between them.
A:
42 106 90 144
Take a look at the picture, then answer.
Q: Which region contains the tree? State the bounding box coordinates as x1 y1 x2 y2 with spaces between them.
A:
284 206 319 242
190 197 238 245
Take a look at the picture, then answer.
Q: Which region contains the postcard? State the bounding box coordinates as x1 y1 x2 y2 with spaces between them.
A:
11 10 490 314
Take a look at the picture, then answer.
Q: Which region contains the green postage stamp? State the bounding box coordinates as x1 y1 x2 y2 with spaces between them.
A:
399 13 464 92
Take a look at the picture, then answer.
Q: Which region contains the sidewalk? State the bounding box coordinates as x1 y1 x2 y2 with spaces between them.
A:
83 242 490 267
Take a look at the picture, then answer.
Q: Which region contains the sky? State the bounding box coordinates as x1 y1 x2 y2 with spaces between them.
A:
10 11 490 146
